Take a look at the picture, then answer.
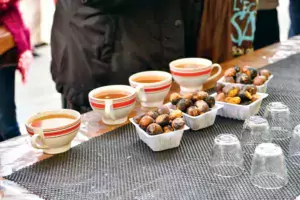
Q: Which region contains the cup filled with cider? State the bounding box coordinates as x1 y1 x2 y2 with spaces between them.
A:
26 109 81 154
129 71 172 108
169 58 222 93
89 85 136 125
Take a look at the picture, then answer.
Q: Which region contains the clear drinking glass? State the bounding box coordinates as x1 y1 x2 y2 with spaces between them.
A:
210 134 244 177
241 116 272 155
264 102 292 140
251 143 288 189
289 124 300 166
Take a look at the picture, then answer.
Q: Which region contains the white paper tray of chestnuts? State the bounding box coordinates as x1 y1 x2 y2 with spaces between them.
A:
217 66 273 93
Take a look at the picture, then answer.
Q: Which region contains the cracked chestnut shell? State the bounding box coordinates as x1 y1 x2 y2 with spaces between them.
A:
236 73 251 84
215 93 226 102
243 85 257 95
139 116 154 130
234 65 241 73
204 96 215 108
169 110 183 120
215 83 225 94
155 114 170 127
238 88 252 101
187 106 201 116
170 93 182 105
146 123 163 135
176 98 193 112
172 118 185 130
259 69 271 79
224 68 236 77
133 114 145 124
222 85 240 97
191 91 209 102
253 76 267 86
146 110 159 120
195 100 209 113
248 67 258 79
163 125 174 133
157 105 170 115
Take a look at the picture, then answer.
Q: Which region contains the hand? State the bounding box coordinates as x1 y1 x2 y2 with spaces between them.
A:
17 50 33 84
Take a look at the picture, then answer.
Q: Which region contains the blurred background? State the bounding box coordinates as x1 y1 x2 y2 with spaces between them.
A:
15 0 290 134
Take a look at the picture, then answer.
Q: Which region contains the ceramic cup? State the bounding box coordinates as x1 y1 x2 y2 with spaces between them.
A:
129 71 172 108
26 109 81 154
89 85 136 125
169 58 222 93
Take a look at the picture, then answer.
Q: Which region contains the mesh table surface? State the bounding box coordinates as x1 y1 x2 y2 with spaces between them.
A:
6 54 300 200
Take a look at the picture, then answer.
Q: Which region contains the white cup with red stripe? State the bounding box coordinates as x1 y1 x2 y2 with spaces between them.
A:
170 58 222 93
89 85 136 125
129 71 172 108
25 109 81 154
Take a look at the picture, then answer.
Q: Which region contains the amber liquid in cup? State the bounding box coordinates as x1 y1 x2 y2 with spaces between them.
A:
132 76 165 83
30 114 76 129
175 64 208 69
94 91 130 99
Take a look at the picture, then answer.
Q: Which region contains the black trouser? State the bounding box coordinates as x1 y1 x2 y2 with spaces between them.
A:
254 9 280 50
0 66 21 141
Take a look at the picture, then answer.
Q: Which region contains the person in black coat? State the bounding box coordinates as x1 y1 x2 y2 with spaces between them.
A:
50 0 203 113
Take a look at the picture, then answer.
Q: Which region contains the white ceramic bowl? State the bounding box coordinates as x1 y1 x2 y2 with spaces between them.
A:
129 71 172 108
129 118 189 152
26 109 81 154
169 58 222 93
217 75 274 93
212 93 269 120
89 85 136 125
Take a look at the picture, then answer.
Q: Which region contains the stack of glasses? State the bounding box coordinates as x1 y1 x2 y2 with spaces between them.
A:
210 102 300 190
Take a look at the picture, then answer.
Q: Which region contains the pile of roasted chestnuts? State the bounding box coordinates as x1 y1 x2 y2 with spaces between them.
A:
223 66 271 86
169 91 215 116
133 105 185 135
215 83 260 105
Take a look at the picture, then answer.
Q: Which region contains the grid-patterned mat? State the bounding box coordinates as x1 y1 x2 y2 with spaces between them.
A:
5 54 300 200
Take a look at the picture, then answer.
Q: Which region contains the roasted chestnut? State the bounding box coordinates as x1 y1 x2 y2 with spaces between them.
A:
241 66 251 77
146 110 159 120
170 93 182 105
251 94 261 102
163 125 174 133
215 93 226 102
204 96 215 108
236 73 251 84
139 116 155 130
195 100 209 113
176 98 193 112
215 83 225 94
182 93 193 101
157 105 170 115
224 68 236 77
248 67 258 79
169 110 183 120
234 65 241 73
253 75 267 86
172 118 185 130
222 85 240 97
224 76 235 83
225 97 241 104
259 69 271 79
187 106 201 116
155 114 170 127
243 85 257 95
146 123 163 135
133 114 145 124
191 91 209 102
238 88 252 101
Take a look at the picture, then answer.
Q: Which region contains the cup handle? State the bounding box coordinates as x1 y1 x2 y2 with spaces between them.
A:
31 128 48 149
105 99 116 120
206 63 222 82
135 85 147 102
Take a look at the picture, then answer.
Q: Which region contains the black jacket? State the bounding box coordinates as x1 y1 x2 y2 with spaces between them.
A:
51 0 203 108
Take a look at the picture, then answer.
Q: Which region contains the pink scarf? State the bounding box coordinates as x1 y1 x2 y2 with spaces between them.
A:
0 0 32 82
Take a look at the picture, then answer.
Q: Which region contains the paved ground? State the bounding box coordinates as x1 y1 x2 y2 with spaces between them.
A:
15 2 290 134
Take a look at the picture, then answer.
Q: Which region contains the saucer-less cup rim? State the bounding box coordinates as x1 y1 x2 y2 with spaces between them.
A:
169 57 213 72
25 109 81 133
129 71 172 86
89 85 136 122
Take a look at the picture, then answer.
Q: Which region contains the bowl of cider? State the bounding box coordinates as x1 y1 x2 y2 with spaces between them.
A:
169 58 222 93
129 71 172 108
89 85 136 125
25 109 81 154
